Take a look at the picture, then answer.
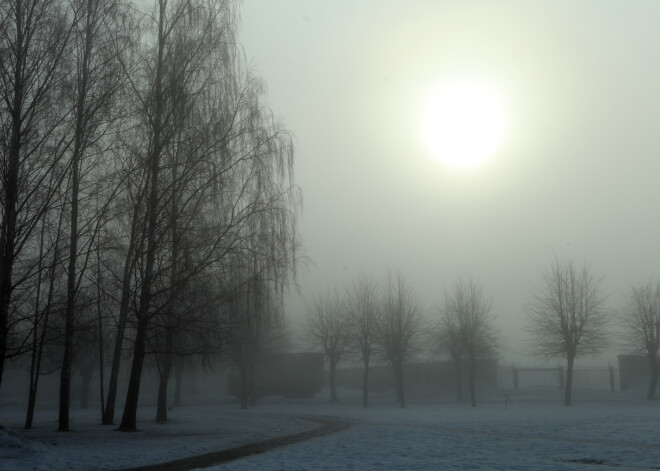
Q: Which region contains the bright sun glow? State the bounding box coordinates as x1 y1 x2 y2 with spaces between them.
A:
422 79 508 170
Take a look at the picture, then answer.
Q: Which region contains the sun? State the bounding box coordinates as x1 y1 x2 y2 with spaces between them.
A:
422 79 508 170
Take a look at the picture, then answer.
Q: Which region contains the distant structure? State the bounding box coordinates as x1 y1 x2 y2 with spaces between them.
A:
618 354 656 391
508 364 615 391
512 366 565 389
228 352 324 398
335 359 499 393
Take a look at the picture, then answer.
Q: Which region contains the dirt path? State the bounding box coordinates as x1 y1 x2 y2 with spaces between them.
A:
114 416 352 471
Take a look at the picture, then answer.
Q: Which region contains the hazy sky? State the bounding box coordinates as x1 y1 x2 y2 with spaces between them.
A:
240 1 660 363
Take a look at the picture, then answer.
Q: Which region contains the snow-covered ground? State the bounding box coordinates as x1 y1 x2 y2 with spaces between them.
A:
219 398 660 470
2 387 660 470
0 401 316 471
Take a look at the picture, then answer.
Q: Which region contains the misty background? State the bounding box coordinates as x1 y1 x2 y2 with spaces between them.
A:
240 0 660 363
3 2 660 469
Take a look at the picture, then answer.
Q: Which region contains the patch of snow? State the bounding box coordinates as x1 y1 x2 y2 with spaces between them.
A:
0 425 35 460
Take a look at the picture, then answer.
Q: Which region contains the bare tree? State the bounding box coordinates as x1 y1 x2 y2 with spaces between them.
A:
58 0 126 432
622 281 660 400
440 275 496 407
377 272 423 408
306 290 350 403
347 275 379 407
0 0 298 431
118 0 241 431
115 0 298 429
527 257 609 405
24 202 67 429
227 273 288 410
0 0 73 392
432 306 463 401
102 161 145 425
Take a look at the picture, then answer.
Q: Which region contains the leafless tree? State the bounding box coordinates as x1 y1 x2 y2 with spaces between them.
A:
527 257 609 405
439 275 496 407
24 201 68 429
0 0 298 433
377 272 423 408
117 0 241 431
113 0 298 430
0 0 74 393
306 290 350 403
227 272 288 409
432 306 463 401
58 0 127 432
621 281 660 400
347 275 379 407
102 158 145 425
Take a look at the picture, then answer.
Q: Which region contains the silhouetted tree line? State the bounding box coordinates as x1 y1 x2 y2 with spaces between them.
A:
306 272 495 409
308 259 660 408
0 0 299 432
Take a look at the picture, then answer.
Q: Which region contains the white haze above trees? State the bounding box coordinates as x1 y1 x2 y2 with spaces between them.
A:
240 1 660 373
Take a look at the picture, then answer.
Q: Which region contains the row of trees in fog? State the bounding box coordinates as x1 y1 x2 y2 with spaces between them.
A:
0 0 299 431
306 272 496 408
529 257 660 404
308 257 660 408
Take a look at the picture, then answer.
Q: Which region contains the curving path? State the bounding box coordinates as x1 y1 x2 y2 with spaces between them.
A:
114 416 352 471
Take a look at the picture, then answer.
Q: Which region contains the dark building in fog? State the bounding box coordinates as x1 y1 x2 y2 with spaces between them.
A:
335 359 499 393
618 354 657 391
228 352 324 398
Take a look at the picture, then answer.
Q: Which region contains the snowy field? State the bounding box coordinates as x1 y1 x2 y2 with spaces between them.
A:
2 388 660 470
0 401 317 471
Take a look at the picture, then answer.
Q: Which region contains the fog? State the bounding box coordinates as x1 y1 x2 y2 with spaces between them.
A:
4 2 660 470
240 0 660 363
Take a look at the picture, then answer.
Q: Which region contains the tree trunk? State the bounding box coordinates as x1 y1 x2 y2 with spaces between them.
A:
239 360 248 410
25 376 39 429
57 316 74 430
468 353 477 407
25 215 46 429
97 235 105 420
158 126 180 421
454 355 463 401
0 0 25 392
173 360 183 407
59 0 97 431
103 218 137 425
25 210 63 429
80 368 93 409
393 361 405 408
564 353 575 406
119 318 148 431
647 352 658 401
249 361 258 406
156 328 173 422
156 366 171 422
25 297 51 428
330 360 338 403
362 361 369 408
118 1 166 432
